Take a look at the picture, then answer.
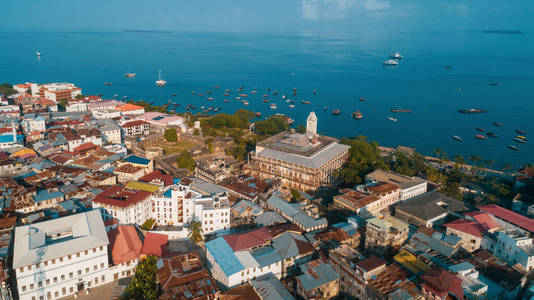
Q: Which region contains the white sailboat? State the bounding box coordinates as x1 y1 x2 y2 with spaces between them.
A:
156 69 167 87
36 51 41 57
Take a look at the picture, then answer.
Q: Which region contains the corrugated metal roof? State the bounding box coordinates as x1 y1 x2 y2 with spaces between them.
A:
205 237 245 277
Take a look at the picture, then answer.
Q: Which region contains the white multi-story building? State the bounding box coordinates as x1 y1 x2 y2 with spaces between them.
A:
13 210 110 300
152 183 231 234
483 230 534 272
66 100 88 112
30 83 82 102
120 120 150 136
94 119 122 145
64 128 103 151
92 185 152 226
366 169 427 201
21 115 46 133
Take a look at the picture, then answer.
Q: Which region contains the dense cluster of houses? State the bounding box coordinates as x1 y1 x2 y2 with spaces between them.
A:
1 82 534 300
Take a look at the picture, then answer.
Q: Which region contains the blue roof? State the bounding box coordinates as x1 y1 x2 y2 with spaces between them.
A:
205 237 244 276
251 246 282 267
250 276 295 300
164 189 172 198
122 154 150 165
297 260 339 292
0 134 23 143
33 190 65 203
267 194 327 230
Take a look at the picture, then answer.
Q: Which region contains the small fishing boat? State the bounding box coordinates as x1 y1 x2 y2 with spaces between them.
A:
301 100 311 104
516 129 527 134
201 106 206 110
514 138 526 143
113 94 118 98
223 93 230 96
452 136 463 141
332 109 341 115
223 99 230 103
207 97 214 101
287 118 295 125
198 94 205 97
270 103 277 109
225 89 231 92
255 112 262 117
492 122 503 126
391 108 412 113
289 104 295 108
242 101 249 105
352 110 363 119
387 117 398 122
360 97 365 101
171 94 177 96
104 82 113 86
125 72 136 78
476 134 488 140
517 135 528 141
263 94 269 97
123 96 128 100
213 86 220 89
476 128 485 132
486 132 498 137
263 99 269 103
389 52 403 59
213 108 221 112
191 92 196 95
273 91 279 95
235 97 241 100
508 145 520 151
458 108 486 114
36 51 41 57
313 90 317 95
252 91 257 95
489 83 500 87
238 94 248 98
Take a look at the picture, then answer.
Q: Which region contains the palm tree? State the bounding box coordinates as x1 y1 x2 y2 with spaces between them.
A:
187 221 204 244
453 154 465 170
468 155 481 177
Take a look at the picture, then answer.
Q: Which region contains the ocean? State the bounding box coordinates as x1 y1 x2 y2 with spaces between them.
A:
0 29 532 167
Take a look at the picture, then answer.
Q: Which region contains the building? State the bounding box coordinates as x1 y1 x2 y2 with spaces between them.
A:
29 83 82 102
266 193 327 232
152 184 231 234
114 163 145 183
478 204 534 235
194 155 240 184
333 182 400 218
395 191 470 228
420 268 465 300
365 263 416 300
404 228 462 268
119 154 154 174
271 231 314 275
250 275 295 300
244 112 349 191
21 115 46 134
444 213 499 253
157 252 221 300
449 262 488 299
329 251 386 299
94 119 122 145
232 200 264 221
120 120 150 136
366 169 427 201
107 225 142 280
13 210 110 300
205 227 283 288
365 216 409 256
65 99 88 112
483 230 534 272
116 103 145 116
295 258 340 299
92 185 152 225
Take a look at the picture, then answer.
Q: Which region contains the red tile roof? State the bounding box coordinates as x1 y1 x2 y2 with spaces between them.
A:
117 103 144 111
108 225 142 265
464 211 500 231
121 120 150 128
420 269 464 300
223 227 271 252
92 185 151 208
444 219 485 238
73 142 98 153
139 170 173 186
355 256 386 272
141 232 168 257
478 204 534 233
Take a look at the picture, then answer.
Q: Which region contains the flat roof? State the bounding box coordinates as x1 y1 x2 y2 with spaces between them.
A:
366 169 427 190
13 210 108 268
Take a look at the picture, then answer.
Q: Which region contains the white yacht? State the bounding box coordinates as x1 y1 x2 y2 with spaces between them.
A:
36 51 41 57
389 52 403 59
156 69 167 87
382 59 399 66
387 116 398 122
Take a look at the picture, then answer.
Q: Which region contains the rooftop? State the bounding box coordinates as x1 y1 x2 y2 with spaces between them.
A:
296 258 340 292
122 154 151 166
13 210 108 268
141 232 168 257
92 185 151 208
367 215 409 232
478 204 534 233
223 227 271 252
107 225 142 265
396 190 469 222
250 275 295 300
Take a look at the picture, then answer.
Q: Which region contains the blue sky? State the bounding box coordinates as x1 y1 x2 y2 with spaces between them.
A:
2 0 533 32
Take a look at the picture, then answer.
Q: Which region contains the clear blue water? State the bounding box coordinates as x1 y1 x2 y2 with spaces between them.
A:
1 30 533 167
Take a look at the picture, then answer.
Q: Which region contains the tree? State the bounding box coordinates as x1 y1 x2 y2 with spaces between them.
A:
296 124 306 134
141 218 155 231
176 150 195 171
164 128 177 142
207 138 214 153
453 154 465 170
122 256 158 300
188 221 204 244
290 188 302 202
337 136 387 187
75 94 85 100
254 115 289 135
0 83 16 96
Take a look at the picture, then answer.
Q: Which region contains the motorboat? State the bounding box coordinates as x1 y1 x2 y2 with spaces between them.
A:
382 59 399 66
452 136 463 141
475 134 488 140
125 72 136 78
486 132 498 137
508 145 520 151
476 128 485 132
352 110 363 119
332 109 341 115
387 117 398 122
492 122 503 126
36 51 41 57
389 52 403 59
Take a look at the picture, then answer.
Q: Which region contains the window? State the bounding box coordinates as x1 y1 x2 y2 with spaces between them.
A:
70 287 73 293
19 267 23 273
86 267 90 273
59 257 63 262
61 275 65 280
46 279 50 285
93 248 96 253
102 275 105 282
95 277 99 284
30 284 34 290
85 250 88 255
53 277 57 283
55 292 58 298
68 255 71 260
62 288 66 295
100 263 104 268
94 265 97 270
69 272 73 278
44 261 48 267
76 253 80 258
22 286 26 292
38 281 42 288
78 270 82 276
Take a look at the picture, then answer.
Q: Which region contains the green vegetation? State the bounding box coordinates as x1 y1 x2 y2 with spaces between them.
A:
164 128 177 142
187 221 204 244
0 83 16 96
296 124 306 134
126 99 169 113
141 218 156 231
176 150 195 171
206 138 214 153
201 109 254 137
75 94 85 99
254 115 289 135
121 256 158 300
290 188 302 202
337 136 387 187
161 140 196 154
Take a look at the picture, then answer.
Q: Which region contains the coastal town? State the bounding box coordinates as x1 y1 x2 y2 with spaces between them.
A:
0 81 534 300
